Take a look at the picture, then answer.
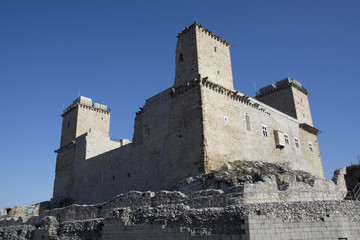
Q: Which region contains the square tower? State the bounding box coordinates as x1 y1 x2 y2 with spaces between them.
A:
256 78 314 126
175 22 234 90
53 97 112 201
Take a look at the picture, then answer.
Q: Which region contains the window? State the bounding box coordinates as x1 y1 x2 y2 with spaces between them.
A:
214 47 217 52
294 137 300 148
262 125 268 137
308 142 314 152
245 114 251 131
223 115 228 123
179 53 183 62
284 133 289 144
67 121 70 128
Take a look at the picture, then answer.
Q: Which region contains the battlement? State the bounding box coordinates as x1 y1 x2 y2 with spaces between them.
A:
62 96 111 116
256 78 308 97
177 21 232 47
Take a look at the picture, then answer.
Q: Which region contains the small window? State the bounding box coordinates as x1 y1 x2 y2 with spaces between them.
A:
294 137 300 148
179 53 183 62
214 47 217 52
284 133 289 144
308 142 313 152
262 125 268 137
67 121 70 128
224 115 228 123
245 114 251 131
217 71 220 74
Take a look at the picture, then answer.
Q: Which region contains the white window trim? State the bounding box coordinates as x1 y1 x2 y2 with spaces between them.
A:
284 133 290 145
308 142 314 152
294 137 300 148
262 125 268 138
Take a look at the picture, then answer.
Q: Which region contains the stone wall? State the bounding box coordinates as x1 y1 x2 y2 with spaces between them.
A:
243 213 360 240
1 198 360 239
200 78 323 178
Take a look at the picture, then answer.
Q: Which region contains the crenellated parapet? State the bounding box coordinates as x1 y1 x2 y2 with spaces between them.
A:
170 75 271 115
256 78 309 98
177 21 232 47
62 96 111 117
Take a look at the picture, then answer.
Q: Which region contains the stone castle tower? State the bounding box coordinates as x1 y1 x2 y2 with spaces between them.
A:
175 22 233 89
256 78 314 126
53 97 115 201
53 22 323 204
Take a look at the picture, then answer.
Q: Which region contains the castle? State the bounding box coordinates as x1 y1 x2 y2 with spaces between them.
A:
53 22 324 205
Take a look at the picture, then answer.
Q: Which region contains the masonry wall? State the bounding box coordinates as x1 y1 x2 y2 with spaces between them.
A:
195 25 233 90
66 84 204 204
53 145 75 201
243 213 360 240
200 81 324 178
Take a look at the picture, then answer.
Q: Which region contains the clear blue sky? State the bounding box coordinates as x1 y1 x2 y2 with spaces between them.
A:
0 0 359 209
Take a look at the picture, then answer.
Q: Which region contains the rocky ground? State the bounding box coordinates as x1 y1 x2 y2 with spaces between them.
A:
173 161 319 193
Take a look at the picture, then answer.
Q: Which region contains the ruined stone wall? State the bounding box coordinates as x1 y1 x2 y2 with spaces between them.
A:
200 80 324 178
2 198 360 240
243 213 360 240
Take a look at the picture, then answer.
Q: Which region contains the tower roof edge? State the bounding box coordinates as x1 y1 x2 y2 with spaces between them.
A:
177 22 232 47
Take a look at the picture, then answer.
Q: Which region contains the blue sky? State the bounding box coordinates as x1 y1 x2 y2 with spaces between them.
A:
0 0 359 209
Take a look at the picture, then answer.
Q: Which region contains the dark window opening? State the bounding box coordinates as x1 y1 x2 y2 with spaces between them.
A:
6 208 11 215
179 54 183 62
67 121 70 128
214 47 217 52
112 176 115 181
128 173 131 178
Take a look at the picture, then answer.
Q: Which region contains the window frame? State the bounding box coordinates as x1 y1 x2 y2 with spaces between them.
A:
284 133 290 145
294 137 300 148
262 125 268 138
308 142 314 152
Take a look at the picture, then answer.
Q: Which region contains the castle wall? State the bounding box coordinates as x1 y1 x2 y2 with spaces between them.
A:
76 104 111 138
255 87 297 120
291 86 314 126
53 144 75 201
66 85 204 204
200 81 324 177
195 25 233 90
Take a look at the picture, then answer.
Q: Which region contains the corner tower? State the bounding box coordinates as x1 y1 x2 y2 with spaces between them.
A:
256 78 314 126
175 22 234 90
53 96 111 202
